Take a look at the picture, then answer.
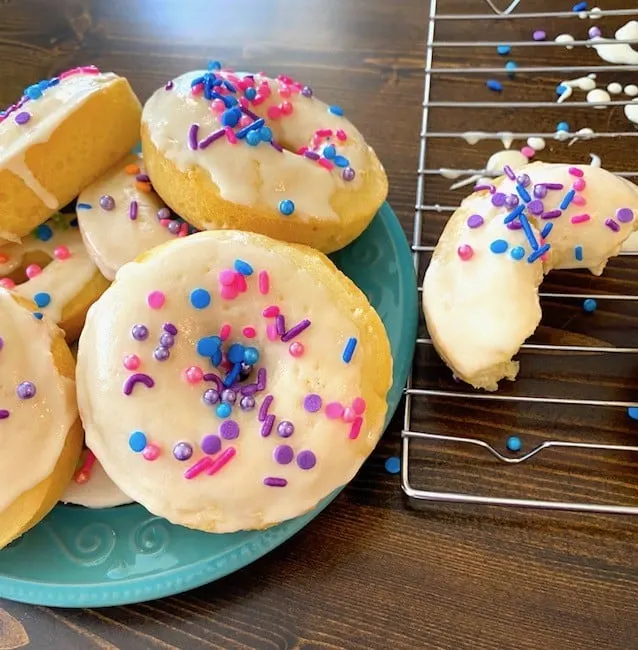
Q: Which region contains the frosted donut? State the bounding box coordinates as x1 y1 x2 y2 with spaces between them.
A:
77 153 193 281
141 63 388 254
0 290 83 549
0 66 141 242
0 213 110 342
77 230 392 532
423 162 638 391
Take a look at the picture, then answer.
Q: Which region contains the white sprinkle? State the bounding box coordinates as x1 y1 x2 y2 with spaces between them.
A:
589 153 601 168
624 84 638 97
586 88 611 108
461 131 488 146
498 132 514 149
555 34 575 49
526 137 546 151
589 7 602 20
568 128 595 147
554 130 570 142
607 82 622 95
625 99 638 126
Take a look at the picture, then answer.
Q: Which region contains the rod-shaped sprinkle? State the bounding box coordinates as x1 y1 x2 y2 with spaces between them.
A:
206 447 236 475
123 373 155 395
281 319 311 342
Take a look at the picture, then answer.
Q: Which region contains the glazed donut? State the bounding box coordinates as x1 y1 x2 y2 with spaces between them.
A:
141 63 388 254
0 66 141 242
423 162 638 391
77 153 192 281
0 213 110 342
77 230 392 532
0 290 83 549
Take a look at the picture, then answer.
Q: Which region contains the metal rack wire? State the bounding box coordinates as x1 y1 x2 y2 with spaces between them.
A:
402 0 638 515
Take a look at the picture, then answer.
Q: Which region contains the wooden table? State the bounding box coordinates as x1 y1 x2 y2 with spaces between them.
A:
1 0 637 648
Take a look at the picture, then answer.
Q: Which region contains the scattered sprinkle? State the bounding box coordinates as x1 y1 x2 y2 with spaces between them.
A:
122 373 155 395
510 246 525 261
532 30 546 41
328 105 344 116
497 44 511 55
304 394 322 413
129 200 138 220
129 431 147 452
490 239 508 254
190 288 211 309
297 450 317 470
486 79 503 92
385 457 401 474
33 292 51 308
279 199 295 216
506 436 522 452
627 406 638 421
583 298 597 312
342 337 357 363
457 244 473 261
35 224 53 241
99 195 115 211
264 477 288 487
505 61 517 77
147 290 166 309
234 259 253 276
574 245 583 261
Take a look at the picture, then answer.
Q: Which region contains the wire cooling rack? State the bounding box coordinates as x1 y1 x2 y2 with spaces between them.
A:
402 0 638 515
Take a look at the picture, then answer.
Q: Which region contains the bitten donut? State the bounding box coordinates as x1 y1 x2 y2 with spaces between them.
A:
141 62 388 253
423 162 638 391
77 230 392 532
0 66 141 242
0 213 110 341
77 153 193 281
61 448 133 509
0 290 83 549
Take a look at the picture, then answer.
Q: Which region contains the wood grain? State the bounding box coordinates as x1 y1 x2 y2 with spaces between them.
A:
1 0 638 648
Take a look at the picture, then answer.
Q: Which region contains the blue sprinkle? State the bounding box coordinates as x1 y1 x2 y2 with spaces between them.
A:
129 431 147 452
76 203 93 210
342 337 358 363
540 223 553 239
486 79 503 92
246 130 261 146
33 292 51 308
333 155 349 168
37 79 50 91
234 259 253 276
519 214 539 250
190 75 206 88
212 349 222 367
190 288 211 310
216 402 232 418
560 189 575 210
497 45 511 55
557 84 568 96
221 107 241 127
510 246 525 261
223 362 241 387
627 407 638 420
35 224 53 241
490 239 508 254
557 121 570 132
259 126 273 142
505 61 517 78
227 343 245 364
384 456 401 474
197 336 221 357
279 199 295 216
222 80 236 93
516 183 531 203
243 347 260 365
527 243 550 263
504 204 524 224
33 312 43 320
573 1 587 11
25 84 42 100
244 87 257 100
323 145 336 160
574 245 583 261
208 60 222 70
328 105 344 116
236 118 265 139
48 77 60 87
506 436 522 452
583 298 597 313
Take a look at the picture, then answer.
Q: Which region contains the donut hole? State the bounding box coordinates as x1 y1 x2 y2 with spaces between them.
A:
2 250 52 284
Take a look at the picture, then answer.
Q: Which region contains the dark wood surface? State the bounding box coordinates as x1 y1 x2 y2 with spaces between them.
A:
1 0 638 648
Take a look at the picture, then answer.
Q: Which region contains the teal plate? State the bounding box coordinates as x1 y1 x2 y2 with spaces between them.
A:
0 202 417 607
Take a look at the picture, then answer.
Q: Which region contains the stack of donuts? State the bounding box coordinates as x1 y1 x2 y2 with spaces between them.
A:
0 61 393 545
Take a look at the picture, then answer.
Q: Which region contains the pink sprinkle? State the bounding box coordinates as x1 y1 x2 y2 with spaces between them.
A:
178 223 188 237
206 447 236 475
147 290 165 309
160 218 171 228
262 305 280 317
0 278 15 289
221 285 238 300
235 274 247 293
259 270 270 295
326 402 344 419
185 366 204 384
289 341 304 357
316 129 333 137
123 354 141 371
568 167 584 177
53 246 71 260
336 129 347 141
573 178 586 191
319 158 334 171
521 146 535 159
572 195 587 206
266 324 278 341
457 244 473 261
0 253 8 263
59 67 81 79
570 214 591 224
184 456 214 479
349 417 363 440
279 85 292 98
280 101 293 115
225 127 238 144
25 264 42 279
352 397 366 415
191 82 204 96
220 323 231 341
80 65 100 74
342 407 356 423
267 105 282 120
142 444 161 461
297 146 308 155
219 269 235 286
242 326 257 338
238 115 252 128
252 94 266 106
211 98 225 113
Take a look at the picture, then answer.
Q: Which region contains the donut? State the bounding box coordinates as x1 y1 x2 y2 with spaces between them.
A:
77 230 392 532
0 290 83 549
61 448 133 509
0 212 110 342
76 153 194 281
423 162 638 391
141 62 388 254
0 66 141 242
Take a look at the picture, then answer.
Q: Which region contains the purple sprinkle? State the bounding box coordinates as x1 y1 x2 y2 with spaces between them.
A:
14 111 30 125
241 383 258 396
533 184 548 199
188 123 199 150
0 337 3 351
527 199 544 215
274 444 294 465
506 221 523 230
297 450 316 470
129 200 138 220
201 434 221 455
275 315 285 336
259 394 273 422
203 373 224 391
270 140 283 153
304 151 321 161
304 394 322 413
123 373 154 395
240 106 260 121
221 388 237 404
168 221 180 234
616 208 634 223
474 184 495 194
277 421 295 437
173 442 193 461
503 165 516 180
533 30 546 41
165 80 174 90
99 195 115 211
240 395 256 410
257 367 266 391
467 214 484 229
136 173 150 183
342 167 356 182
589 26 601 39
605 218 621 232
264 476 288 487
203 388 220 405
516 174 531 188
198 128 225 149
163 322 177 335
281 319 311 342
131 324 149 341
544 183 564 190
219 420 240 440
261 414 275 437
491 192 507 207
153 346 170 361
541 210 562 220
301 86 313 98
0 410 9 419
159 332 175 348
157 207 171 220
504 194 519 209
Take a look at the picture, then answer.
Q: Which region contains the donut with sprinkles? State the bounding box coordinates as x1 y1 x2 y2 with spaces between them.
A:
77 230 392 532
423 162 638 391
140 62 388 254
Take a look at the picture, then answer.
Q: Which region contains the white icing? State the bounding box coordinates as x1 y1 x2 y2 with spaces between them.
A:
498 132 514 149
526 137 546 151
607 82 623 95
0 290 77 512
589 153 602 168
557 74 597 103
440 168 464 180
592 21 638 65
555 34 576 49
624 85 638 97
447 150 529 191
462 131 488 145
569 128 595 147
625 99 638 126
586 88 611 108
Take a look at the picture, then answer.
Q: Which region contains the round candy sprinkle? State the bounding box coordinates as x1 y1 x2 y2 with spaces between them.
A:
588 26 601 39
159 333 175 348
245 87 257 100
147 290 165 309
219 420 240 440
203 388 220 405
505 194 519 208
218 269 235 286
201 434 222 455
164 322 178 335
33 312 43 320
36 224 53 241
157 207 171 220
486 79 502 92
289 341 304 357
510 246 525 261
277 421 295 438
297 450 316 470
279 199 295 216
14 111 30 125
173 442 194 461
496 44 511 55
342 167 356 182
323 144 336 160
516 173 531 187
328 105 344 116
221 389 237 404
33 292 51 308
573 178 586 192
301 86 313 97
16 381 36 400
304 394 322 413
185 366 203 383
627 407 638 421
0 279 15 289
385 456 400 474
557 121 570 132
227 343 245 364
153 346 170 361
532 30 546 41
457 244 473 261
506 436 522 452
490 239 508 254
123 354 141 370
467 214 484 229
99 195 115 211
234 259 253 276
520 146 536 159
131 324 149 341
25 264 42 279
491 193 506 207
243 346 259 364
505 61 517 77
197 336 221 357
527 200 544 215
246 130 261 146
326 402 344 419
190 288 211 309
242 326 257 338
583 298 597 313
352 397 366 415
616 208 634 223
274 445 294 465
54 245 70 260
240 395 256 410
129 431 147 452
143 444 161 461
533 185 547 199
216 402 232 418
221 108 240 127
342 407 356 423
